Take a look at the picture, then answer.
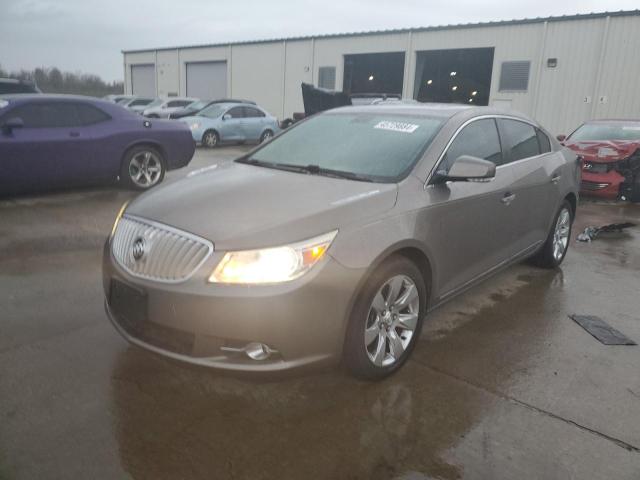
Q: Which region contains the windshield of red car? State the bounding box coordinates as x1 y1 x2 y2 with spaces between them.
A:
570 123 640 141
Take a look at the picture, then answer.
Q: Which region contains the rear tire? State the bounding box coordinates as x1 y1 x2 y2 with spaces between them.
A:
120 145 166 191
202 130 219 148
344 255 427 380
531 200 573 268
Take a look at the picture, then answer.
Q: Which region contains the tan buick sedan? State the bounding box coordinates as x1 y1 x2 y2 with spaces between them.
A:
103 104 580 379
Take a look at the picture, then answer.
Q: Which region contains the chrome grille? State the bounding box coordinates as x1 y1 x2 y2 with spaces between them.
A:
112 215 213 283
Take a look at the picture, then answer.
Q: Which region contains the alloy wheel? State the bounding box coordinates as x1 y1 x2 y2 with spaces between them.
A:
553 207 571 261
365 275 420 367
203 132 217 147
129 151 162 188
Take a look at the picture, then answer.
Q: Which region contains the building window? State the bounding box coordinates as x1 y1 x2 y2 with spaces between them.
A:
499 61 531 92
343 52 405 95
318 67 336 90
413 47 494 106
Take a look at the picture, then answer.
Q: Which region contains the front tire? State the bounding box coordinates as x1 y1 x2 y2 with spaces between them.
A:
532 200 573 268
344 255 427 380
202 130 219 148
260 129 274 143
120 146 165 191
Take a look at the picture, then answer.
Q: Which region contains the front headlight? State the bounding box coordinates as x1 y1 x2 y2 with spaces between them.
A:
189 122 200 130
209 230 338 284
110 201 129 238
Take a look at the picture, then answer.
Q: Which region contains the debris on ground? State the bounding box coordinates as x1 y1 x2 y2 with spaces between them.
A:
576 222 635 242
569 315 637 345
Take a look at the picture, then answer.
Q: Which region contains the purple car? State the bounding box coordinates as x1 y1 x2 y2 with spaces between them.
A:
0 94 195 196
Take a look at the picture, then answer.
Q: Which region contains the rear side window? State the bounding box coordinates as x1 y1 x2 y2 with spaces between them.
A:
497 119 540 163
536 129 551 153
75 104 110 125
243 107 265 118
441 118 503 172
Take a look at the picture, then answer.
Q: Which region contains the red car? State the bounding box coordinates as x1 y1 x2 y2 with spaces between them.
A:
560 120 640 201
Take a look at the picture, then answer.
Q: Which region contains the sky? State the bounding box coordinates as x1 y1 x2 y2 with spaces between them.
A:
1 0 639 82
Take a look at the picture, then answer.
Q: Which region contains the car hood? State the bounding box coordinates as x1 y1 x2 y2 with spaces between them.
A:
564 140 640 163
126 161 398 250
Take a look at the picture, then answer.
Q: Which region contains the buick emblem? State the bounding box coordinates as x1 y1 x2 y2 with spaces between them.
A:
131 237 146 261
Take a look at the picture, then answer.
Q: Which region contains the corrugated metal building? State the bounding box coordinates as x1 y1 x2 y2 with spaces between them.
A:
122 10 640 134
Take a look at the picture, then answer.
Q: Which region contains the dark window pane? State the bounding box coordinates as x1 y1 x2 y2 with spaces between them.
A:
74 104 110 125
167 100 191 108
498 119 540 162
226 107 245 118
6 102 79 128
243 107 264 118
441 118 502 172
537 129 551 153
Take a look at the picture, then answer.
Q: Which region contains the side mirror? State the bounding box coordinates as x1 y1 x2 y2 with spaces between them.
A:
556 134 566 142
2 117 24 134
433 155 496 183
222 113 231 121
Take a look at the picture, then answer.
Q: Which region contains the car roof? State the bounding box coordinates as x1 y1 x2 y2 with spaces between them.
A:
0 93 100 102
327 103 536 122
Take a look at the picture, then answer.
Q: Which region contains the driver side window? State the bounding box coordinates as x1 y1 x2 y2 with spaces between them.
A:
440 118 503 173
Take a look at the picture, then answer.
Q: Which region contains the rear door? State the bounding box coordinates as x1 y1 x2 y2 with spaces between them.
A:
496 119 559 254
241 106 267 141
425 118 516 298
0 101 96 194
217 106 245 142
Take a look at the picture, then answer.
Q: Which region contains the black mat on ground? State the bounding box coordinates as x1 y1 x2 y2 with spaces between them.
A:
569 315 637 345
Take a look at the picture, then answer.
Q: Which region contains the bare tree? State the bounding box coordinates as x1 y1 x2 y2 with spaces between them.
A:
1 64 123 97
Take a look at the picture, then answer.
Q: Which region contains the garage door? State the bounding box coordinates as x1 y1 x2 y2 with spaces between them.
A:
186 62 227 100
131 64 156 96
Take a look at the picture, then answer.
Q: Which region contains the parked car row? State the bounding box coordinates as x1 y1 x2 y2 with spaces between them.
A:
103 94 278 148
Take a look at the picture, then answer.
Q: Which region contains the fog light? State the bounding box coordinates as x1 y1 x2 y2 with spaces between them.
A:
245 342 273 361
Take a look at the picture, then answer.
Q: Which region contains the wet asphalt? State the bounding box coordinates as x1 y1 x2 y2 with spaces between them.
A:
1 147 639 480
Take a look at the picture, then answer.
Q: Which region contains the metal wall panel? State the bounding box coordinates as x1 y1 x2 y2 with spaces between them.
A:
186 61 227 100
123 12 640 132
131 64 155 96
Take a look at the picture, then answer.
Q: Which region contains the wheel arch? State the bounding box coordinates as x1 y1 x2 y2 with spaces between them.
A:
342 240 436 330
120 141 167 172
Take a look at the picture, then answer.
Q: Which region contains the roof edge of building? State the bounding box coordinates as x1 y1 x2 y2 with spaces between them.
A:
122 9 640 54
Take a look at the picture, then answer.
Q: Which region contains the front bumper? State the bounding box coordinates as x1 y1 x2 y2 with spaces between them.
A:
102 240 364 372
580 170 625 199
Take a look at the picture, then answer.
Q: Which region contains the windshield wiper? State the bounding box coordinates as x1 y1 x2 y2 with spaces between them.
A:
236 158 374 182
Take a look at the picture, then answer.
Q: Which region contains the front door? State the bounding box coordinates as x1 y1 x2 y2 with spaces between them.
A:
422 118 516 300
218 106 246 142
0 101 95 195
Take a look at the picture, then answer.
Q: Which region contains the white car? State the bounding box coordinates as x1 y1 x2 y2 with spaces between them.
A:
143 98 199 118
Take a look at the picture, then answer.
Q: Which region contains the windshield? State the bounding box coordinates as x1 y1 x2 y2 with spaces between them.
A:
570 123 640 141
189 100 209 110
146 99 163 108
198 104 226 118
245 112 444 182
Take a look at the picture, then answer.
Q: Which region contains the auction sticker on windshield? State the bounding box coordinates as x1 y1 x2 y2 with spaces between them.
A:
374 121 420 133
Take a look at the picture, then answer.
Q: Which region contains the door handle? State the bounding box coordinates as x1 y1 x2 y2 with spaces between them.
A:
501 192 516 205
69 131 80 137
551 174 561 184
